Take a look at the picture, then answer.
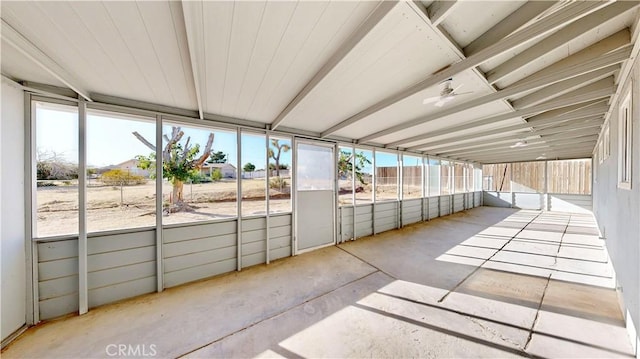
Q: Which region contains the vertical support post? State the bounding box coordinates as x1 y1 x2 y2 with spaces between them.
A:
398 152 402 228
334 143 339 246
265 133 270 264
155 115 163 292
337 145 342 244
510 178 514 208
372 148 376 235
24 93 37 324
450 162 454 214
462 164 466 209
236 129 243 270
78 99 88 315
339 203 343 243
426 156 431 221
544 160 549 211
291 138 297 254
351 144 356 241
421 156 426 221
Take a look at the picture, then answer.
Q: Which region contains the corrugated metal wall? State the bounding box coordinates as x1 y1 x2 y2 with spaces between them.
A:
401 199 422 225
38 240 79 320
88 231 156 308
164 221 237 288
38 189 485 321
339 191 483 241
374 201 399 233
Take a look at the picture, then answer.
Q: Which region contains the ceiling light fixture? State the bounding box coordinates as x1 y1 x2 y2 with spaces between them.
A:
510 140 528 148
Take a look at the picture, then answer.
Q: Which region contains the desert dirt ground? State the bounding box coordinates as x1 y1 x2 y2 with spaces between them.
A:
35 178 419 237
36 178 291 237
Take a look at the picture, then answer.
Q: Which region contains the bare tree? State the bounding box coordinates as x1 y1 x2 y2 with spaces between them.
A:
133 127 213 212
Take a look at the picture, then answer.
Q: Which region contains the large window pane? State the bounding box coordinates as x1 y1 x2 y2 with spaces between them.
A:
511 161 545 193
160 123 238 224
454 162 465 193
375 151 398 201
467 164 474 192
402 155 422 199
474 167 482 191
428 158 440 196
269 136 292 213
354 149 373 204
338 146 354 206
87 110 155 232
441 160 452 195
242 132 266 216
547 159 592 194
297 143 334 190
35 102 78 237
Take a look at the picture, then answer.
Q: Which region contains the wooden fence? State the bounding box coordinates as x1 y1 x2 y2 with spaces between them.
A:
483 159 591 194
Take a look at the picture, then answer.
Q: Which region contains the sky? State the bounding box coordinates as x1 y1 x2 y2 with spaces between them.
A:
35 105 406 171
35 105 291 170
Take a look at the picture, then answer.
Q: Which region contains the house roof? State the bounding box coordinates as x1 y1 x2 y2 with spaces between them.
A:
203 163 236 169
2 1 638 163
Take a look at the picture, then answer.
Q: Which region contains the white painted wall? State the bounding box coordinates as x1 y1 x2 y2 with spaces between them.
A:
1 80 26 342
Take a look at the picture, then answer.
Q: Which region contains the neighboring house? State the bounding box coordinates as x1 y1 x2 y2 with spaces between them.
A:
99 159 150 178
201 163 237 179
241 169 291 179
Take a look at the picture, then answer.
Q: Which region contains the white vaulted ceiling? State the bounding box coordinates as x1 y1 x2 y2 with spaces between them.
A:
2 0 639 163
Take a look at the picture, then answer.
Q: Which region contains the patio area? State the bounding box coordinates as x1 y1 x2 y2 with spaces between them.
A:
2 206 633 358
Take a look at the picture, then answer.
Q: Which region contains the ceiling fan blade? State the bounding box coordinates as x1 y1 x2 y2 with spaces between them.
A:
452 83 464 93
434 100 447 107
454 91 473 96
423 96 441 104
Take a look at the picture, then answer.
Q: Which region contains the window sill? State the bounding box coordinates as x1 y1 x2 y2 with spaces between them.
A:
618 182 632 190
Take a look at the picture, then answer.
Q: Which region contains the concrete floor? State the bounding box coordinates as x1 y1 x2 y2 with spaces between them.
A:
2 207 635 358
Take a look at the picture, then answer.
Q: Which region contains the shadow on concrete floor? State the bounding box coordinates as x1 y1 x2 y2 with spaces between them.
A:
2 207 634 358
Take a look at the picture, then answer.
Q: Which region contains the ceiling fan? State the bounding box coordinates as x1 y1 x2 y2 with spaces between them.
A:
423 79 472 107
510 140 529 148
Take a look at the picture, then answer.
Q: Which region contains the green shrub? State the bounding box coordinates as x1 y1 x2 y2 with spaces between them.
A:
269 176 288 189
100 169 146 186
211 169 222 181
190 173 212 184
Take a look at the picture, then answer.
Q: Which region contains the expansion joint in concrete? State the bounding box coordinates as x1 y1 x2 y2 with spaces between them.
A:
438 212 543 303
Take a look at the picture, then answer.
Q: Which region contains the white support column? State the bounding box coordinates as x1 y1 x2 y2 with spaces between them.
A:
78 99 88 315
265 133 271 264
24 93 37 324
372 148 376 235
155 115 163 292
421 156 426 221
450 162 454 214
398 152 402 229
544 160 549 211
291 137 297 253
351 144 356 241
510 176 515 209
236 130 243 270
334 143 339 246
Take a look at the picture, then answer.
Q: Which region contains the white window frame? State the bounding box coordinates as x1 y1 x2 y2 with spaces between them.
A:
618 90 632 190
598 140 604 164
603 123 610 160
594 150 598 183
